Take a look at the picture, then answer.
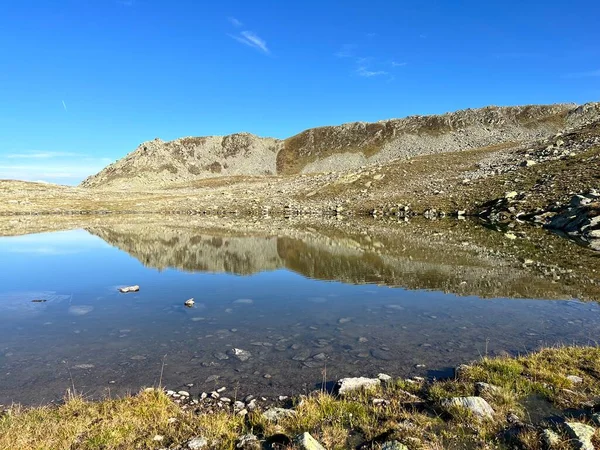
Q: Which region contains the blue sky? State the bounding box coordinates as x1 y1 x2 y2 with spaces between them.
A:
1 0 599 184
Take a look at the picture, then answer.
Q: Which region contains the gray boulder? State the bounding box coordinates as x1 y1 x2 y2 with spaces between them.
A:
336 377 380 395
441 396 495 419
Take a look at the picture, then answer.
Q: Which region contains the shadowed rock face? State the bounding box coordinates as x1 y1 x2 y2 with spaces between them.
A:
80 103 600 189
86 219 597 300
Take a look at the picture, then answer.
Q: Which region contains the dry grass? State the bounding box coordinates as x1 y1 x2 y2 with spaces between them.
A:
2 346 598 449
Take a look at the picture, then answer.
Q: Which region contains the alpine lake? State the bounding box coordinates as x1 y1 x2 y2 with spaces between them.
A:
1 215 599 405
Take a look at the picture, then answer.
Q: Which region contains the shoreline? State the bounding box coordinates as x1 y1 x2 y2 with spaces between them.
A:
1 346 599 449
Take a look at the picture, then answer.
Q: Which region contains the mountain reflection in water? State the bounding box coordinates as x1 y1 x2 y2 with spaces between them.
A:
0 218 599 405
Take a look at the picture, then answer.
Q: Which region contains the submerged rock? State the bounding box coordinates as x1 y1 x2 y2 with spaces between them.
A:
336 377 380 395
228 348 251 361
441 396 495 419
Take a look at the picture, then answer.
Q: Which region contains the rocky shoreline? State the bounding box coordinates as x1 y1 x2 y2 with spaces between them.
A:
1 346 599 449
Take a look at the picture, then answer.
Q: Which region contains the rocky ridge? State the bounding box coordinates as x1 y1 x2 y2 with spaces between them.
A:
80 103 600 189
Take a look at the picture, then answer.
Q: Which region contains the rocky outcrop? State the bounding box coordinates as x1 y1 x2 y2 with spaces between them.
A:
80 103 600 189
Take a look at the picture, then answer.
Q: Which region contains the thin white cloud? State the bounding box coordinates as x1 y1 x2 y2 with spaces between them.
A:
62 100 68 112
356 66 388 77
335 44 357 58
391 61 407 67
6 151 80 159
564 69 600 78
228 16 243 27
230 31 269 54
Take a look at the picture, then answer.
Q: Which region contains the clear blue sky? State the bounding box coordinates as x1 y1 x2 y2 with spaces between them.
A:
1 0 599 184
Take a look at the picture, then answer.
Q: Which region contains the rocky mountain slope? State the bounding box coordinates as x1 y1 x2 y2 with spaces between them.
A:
80 103 600 189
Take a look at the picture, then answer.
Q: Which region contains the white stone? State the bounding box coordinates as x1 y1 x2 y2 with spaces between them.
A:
336 377 380 395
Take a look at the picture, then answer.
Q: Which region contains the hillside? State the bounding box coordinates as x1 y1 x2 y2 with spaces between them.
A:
80 103 600 189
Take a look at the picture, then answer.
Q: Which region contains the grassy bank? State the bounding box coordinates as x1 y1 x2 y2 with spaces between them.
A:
1 346 599 449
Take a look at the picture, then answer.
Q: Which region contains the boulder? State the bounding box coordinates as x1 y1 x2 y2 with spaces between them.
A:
336 377 380 395
441 396 495 419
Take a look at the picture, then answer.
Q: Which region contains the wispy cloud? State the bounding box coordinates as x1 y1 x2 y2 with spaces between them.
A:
6 151 80 159
335 43 403 80
563 69 600 78
335 44 357 58
228 16 243 27
62 100 68 112
229 30 269 54
356 66 389 77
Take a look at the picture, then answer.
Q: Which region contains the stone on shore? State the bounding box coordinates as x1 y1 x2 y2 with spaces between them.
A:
441 396 495 419
336 377 381 395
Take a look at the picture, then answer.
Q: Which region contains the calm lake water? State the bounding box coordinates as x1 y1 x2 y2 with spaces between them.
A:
1 223 599 405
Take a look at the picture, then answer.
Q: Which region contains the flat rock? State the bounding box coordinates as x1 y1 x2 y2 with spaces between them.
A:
294 432 326 450
564 422 595 450
336 377 380 395
262 407 296 423
441 396 495 419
